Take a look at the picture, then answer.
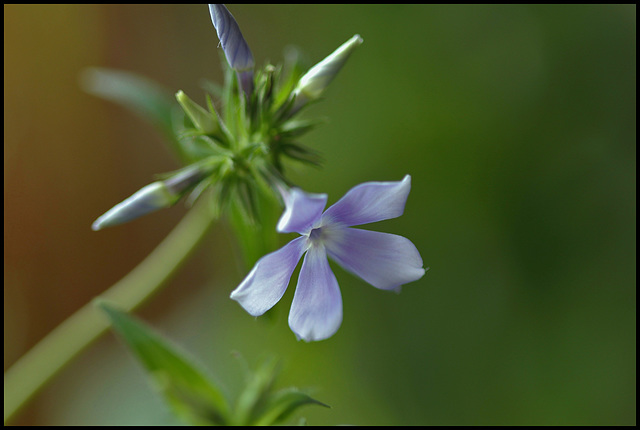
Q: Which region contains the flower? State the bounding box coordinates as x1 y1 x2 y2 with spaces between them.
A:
230 175 426 341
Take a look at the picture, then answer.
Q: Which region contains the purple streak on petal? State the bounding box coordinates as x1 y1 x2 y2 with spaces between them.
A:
209 4 254 71
325 227 425 291
288 245 343 342
277 187 327 235
321 175 412 227
230 236 309 316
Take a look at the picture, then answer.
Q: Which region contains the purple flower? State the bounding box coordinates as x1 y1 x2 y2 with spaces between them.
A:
230 175 426 341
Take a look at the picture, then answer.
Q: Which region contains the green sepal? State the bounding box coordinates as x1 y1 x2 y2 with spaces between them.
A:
221 61 243 145
200 78 223 100
95 300 230 426
273 45 308 112
280 142 323 167
153 156 221 182
174 133 226 161
279 118 325 138
226 174 280 269
176 90 220 135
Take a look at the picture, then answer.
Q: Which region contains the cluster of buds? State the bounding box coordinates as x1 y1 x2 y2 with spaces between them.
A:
92 4 363 229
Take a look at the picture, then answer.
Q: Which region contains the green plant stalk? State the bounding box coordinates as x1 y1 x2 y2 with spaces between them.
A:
4 196 217 424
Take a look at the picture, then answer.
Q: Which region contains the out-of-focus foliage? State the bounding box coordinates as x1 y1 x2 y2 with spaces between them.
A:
97 300 231 426
4 4 635 426
97 301 327 426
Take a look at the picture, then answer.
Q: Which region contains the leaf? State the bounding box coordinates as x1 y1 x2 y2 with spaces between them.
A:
253 387 330 426
229 356 329 426
95 300 230 426
79 67 189 163
232 355 280 425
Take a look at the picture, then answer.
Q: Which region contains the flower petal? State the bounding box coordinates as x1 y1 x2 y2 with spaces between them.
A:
230 236 309 316
277 187 327 235
321 175 412 227
288 245 343 342
324 227 425 291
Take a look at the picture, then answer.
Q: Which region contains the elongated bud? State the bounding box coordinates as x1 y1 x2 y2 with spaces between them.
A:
209 5 255 98
176 90 219 134
91 182 176 231
209 4 254 71
91 165 208 231
292 34 363 109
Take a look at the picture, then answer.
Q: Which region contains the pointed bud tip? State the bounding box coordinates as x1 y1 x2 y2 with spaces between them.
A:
175 89 219 134
89 182 176 231
208 4 254 72
292 33 365 105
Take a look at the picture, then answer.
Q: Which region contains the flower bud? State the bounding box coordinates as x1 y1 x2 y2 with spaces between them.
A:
176 90 219 134
209 4 254 72
91 165 209 231
91 182 176 231
292 34 363 108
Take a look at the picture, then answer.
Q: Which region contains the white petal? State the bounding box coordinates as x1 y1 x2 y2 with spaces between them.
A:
325 227 425 291
288 245 343 342
230 236 308 316
321 175 412 227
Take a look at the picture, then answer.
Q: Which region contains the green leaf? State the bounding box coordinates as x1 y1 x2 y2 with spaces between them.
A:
232 356 280 425
79 67 189 163
80 67 174 135
253 387 330 426
95 300 230 426
230 356 329 426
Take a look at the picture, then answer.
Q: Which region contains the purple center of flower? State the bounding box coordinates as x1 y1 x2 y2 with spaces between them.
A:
308 226 324 243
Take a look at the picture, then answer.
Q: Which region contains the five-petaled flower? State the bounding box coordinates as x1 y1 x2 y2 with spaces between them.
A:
230 175 426 342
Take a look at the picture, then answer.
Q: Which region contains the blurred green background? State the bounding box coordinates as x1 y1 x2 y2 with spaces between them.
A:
4 4 636 426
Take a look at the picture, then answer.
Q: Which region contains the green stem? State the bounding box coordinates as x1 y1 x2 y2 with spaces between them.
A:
4 197 217 424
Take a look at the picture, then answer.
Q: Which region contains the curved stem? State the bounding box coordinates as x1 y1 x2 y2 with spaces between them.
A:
4 197 217 424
